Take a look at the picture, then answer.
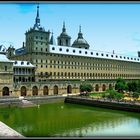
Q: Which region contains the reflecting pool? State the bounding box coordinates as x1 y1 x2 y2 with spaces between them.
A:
0 101 140 137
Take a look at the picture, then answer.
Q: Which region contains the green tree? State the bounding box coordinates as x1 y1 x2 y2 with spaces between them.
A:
137 80 140 93
127 81 137 92
132 92 140 99
80 84 93 92
115 78 128 93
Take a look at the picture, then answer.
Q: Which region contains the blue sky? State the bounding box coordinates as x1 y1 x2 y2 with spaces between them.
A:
0 2 140 56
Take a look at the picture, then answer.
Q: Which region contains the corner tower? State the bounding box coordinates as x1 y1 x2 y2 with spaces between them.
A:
25 4 50 53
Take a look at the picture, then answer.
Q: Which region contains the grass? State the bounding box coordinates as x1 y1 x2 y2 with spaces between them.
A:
89 91 109 98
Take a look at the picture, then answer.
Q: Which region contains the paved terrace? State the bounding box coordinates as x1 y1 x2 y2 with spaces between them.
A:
0 121 24 138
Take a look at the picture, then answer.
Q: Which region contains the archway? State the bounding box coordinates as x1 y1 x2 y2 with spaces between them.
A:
32 86 38 96
43 86 49 95
95 84 99 92
102 84 106 91
67 85 72 94
54 85 58 95
21 86 27 96
2 87 9 96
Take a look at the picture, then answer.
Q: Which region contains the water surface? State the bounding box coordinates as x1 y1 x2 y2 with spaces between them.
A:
0 102 140 137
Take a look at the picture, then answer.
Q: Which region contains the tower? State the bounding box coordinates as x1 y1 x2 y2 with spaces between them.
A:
57 22 71 46
25 4 50 53
72 25 90 49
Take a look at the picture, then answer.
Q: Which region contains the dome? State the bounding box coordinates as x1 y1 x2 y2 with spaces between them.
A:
58 22 71 39
72 26 90 49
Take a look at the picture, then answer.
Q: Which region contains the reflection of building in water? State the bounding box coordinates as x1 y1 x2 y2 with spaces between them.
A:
56 115 133 136
0 5 140 97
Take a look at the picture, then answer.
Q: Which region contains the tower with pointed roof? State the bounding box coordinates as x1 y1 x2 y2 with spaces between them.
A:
72 25 90 49
57 22 71 47
25 4 50 53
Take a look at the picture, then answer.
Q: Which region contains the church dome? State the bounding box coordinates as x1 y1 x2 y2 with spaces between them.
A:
72 26 90 49
58 22 71 39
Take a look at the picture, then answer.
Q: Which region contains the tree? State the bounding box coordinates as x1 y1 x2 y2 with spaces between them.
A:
80 84 93 92
132 92 140 100
127 81 137 92
115 78 128 93
137 80 140 93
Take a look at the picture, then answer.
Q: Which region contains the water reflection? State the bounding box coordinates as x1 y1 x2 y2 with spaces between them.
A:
0 102 140 137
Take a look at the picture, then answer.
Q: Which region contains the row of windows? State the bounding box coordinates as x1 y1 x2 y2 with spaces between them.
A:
39 72 140 77
36 64 140 71
27 36 48 40
36 48 48 52
52 47 140 61
35 42 47 45
38 60 139 68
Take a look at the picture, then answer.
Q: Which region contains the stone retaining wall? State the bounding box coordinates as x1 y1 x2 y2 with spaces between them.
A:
65 97 140 113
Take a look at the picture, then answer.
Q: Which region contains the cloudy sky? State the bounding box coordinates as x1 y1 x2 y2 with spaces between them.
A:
0 2 140 57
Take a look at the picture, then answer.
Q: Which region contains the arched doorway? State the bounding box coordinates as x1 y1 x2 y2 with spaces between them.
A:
21 86 27 96
54 85 58 95
2 87 9 96
32 86 38 96
43 86 49 95
95 84 99 92
102 84 106 91
67 85 72 94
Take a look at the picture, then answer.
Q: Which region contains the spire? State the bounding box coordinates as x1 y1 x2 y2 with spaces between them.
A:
78 25 83 39
62 21 66 32
50 31 56 45
79 25 81 33
33 4 41 29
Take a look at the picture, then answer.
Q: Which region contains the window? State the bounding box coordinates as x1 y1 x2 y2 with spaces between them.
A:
66 49 69 52
36 36 38 39
46 48 47 52
36 42 38 44
127 57 129 59
96 53 99 56
59 48 62 51
85 51 87 54
41 37 43 40
124 57 126 59
106 54 108 57
111 55 113 57
73 50 75 53
91 52 93 55
79 50 82 54
120 56 122 58
41 48 43 51
5 66 7 71
116 55 118 58
101 53 104 56
66 39 68 46
52 47 55 50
